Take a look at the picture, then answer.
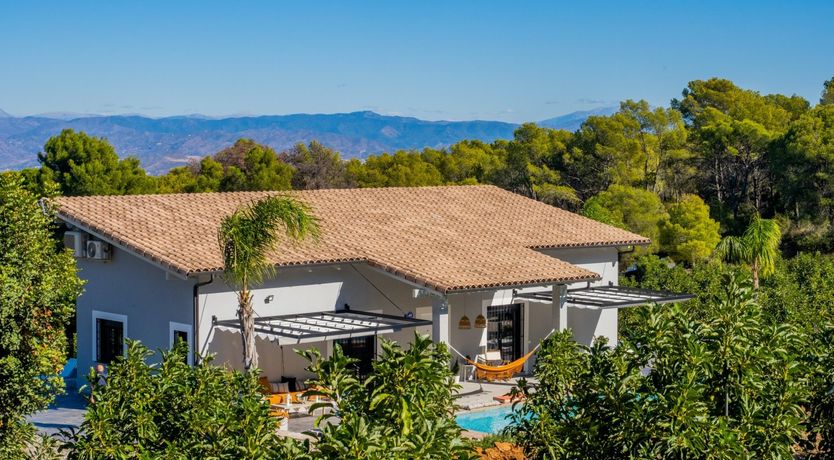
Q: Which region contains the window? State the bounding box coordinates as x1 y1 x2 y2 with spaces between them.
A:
174 329 188 344
92 311 127 364
169 322 193 365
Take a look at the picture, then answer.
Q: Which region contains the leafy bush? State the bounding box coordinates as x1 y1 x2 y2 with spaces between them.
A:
659 194 721 264
806 322 834 456
509 275 810 459
0 173 83 457
296 333 474 459
65 341 287 459
619 255 745 335
61 334 475 459
759 252 834 331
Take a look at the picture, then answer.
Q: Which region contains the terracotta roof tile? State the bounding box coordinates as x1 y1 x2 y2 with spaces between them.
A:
52 185 650 293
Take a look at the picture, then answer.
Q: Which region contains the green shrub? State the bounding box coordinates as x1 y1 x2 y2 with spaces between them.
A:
805 322 834 456
296 333 474 460
510 274 810 459
759 252 834 331
64 341 286 459
0 173 83 457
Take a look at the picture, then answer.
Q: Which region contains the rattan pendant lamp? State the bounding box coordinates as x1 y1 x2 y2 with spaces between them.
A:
474 297 487 329
458 297 471 329
474 310 487 329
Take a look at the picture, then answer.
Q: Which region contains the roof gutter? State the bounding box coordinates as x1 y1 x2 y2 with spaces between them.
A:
445 275 602 294
192 274 214 365
531 242 650 251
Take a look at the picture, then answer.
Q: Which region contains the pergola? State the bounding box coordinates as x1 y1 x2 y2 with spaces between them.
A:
514 285 694 310
212 307 432 345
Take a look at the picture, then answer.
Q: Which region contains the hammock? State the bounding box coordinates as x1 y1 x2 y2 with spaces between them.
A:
468 348 537 381
448 328 556 382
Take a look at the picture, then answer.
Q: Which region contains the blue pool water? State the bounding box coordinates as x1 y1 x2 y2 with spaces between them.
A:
456 405 517 434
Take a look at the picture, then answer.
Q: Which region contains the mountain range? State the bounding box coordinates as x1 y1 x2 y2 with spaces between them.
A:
0 108 615 174
538 106 618 131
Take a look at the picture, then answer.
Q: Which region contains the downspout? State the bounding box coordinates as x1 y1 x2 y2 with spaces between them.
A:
192 274 214 365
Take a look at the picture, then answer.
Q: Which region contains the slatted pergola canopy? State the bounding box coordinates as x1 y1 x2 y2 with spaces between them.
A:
514 286 694 310
212 308 432 344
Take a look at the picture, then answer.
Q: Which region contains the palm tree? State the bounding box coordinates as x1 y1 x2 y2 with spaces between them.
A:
218 195 319 371
714 214 781 289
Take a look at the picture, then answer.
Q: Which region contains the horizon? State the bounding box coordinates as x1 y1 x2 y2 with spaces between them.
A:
2 1 833 123
0 106 611 123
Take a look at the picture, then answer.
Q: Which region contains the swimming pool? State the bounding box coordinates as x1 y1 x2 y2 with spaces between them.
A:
456 404 518 434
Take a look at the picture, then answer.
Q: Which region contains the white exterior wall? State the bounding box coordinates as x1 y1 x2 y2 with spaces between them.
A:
540 246 620 346
197 264 434 381
74 240 620 379
75 247 193 374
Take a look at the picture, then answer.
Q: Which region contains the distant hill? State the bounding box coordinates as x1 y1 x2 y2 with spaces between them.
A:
538 106 618 131
0 108 610 174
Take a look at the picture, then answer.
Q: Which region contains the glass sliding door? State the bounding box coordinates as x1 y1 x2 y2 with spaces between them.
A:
486 304 523 361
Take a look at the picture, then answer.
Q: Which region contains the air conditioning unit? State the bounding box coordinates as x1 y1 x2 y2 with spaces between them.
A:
63 231 87 258
86 240 111 260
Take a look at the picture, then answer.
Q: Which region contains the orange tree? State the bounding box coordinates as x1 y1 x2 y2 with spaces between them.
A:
509 275 812 459
0 173 83 456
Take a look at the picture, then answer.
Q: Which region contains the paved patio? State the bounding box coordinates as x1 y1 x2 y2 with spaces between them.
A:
456 377 527 410
28 390 87 437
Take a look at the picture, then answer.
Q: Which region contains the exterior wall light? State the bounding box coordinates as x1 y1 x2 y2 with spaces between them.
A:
264 295 274 304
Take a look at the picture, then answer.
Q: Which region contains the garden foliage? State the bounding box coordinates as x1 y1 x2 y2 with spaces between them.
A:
0 173 83 457
510 274 823 459
65 341 290 459
293 333 474 460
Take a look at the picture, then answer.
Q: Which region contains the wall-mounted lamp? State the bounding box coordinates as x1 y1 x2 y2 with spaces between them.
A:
264 295 274 304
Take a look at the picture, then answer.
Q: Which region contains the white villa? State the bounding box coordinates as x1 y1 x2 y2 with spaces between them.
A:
53 185 691 382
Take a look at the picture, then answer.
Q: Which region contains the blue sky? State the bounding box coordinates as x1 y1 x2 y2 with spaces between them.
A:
1 1 832 122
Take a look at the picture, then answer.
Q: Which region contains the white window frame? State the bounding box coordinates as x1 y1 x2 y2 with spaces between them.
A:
169 321 193 366
92 310 128 363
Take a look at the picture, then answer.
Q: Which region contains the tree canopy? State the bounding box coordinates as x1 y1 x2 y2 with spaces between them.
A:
295 333 472 459
38 129 156 196
659 194 721 264
281 141 353 189
822 76 834 106
582 185 667 254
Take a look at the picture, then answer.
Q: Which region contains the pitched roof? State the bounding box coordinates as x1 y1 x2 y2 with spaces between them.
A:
52 185 650 293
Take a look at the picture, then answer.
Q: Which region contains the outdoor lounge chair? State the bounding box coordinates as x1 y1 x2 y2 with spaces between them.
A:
475 350 506 366
258 376 308 404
